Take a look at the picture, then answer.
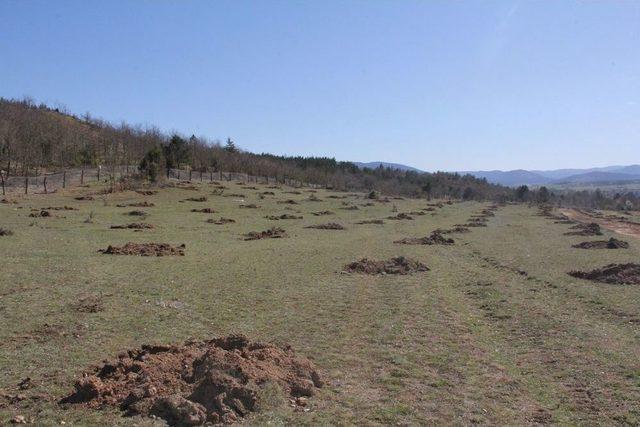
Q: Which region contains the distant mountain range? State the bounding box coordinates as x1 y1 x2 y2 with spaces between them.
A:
462 165 640 186
354 161 640 187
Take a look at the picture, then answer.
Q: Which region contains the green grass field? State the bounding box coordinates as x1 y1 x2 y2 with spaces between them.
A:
1 181 639 425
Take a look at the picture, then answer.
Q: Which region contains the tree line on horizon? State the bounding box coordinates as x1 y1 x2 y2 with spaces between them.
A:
1 97 637 210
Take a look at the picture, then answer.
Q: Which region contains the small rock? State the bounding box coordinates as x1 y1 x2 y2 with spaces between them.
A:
11 415 26 424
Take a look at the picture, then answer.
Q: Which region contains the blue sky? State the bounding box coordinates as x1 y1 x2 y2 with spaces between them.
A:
1 1 638 171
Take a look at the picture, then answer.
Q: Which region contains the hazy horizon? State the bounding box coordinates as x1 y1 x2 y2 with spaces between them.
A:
1 0 638 171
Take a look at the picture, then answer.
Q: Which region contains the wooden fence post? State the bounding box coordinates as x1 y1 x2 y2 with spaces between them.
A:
24 174 28 195
62 171 66 188
43 176 48 194
0 171 5 196
97 167 100 181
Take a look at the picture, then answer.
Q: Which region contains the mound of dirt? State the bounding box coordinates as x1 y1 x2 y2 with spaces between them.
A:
467 217 488 224
435 226 470 234
407 211 426 216
44 206 78 211
244 227 287 240
136 190 157 196
343 256 429 275
305 223 345 230
126 210 147 216
283 191 302 195
99 243 185 256
265 214 303 220
261 191 275 196
461 222 487 227
421 207 436 212
572 238 629 249
224 193 246 198
74 196 94 201
117 201 155 208
356 219 384 225
554 219 575 224
110 223 154 230
387 213 413 220
29 210 52 218
277 199 299 205
61 335 322 425
1 198 18 204
240 204 261 209
191 208 216 213
564 222 602 236
207 217 236 225
394 231 454 245
569 263 640 285
242 186 259 190
311 211 334 216
340 205 359 211
360 202 376 207
0 227 13 236
183 197 207 202
306 195 322 202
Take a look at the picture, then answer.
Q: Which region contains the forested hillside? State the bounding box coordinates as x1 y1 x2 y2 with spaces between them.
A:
0 97 511 200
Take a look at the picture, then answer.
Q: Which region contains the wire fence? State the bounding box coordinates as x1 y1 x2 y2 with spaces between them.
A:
0 166 317 195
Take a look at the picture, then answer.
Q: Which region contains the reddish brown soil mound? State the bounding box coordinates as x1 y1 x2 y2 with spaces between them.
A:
126 210 147 216
110 223 154 230
191 208 216 213
387 213 413 220
327 195 348 199
569 263 640 285
207 217 236 225
136 190 157 196
0 227 13 236
183 197 207 202
99 243 185 256
244 227 287 240
265 214 303 220
44 206 78 211
394 231 454 245
29 210 52 218
277 199 299 205
74 196 94 201
356 219 384 225
61 335 321 425
117 201 155 208
305 223 345 230
564 222 602 236
240 204 261 209
435 226 470 234
572 238 629 249
343 256 429 275
311 211 334 216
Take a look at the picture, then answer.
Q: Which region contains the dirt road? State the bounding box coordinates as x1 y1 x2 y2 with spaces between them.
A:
560 208 640 239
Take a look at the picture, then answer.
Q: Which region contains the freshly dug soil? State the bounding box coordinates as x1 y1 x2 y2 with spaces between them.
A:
224 193 246 198
61 335 322 425
261 191 275 196
207 218 236 225
343 256 429 275
395 231 454 245
74 196 94 201
240 204 261 209
387 213 413 220
435 226 470 234
44 206 78 211
117 202 155 208
306 195 322 202
569 263 640 285
305 223 345 230
183 197 207 202
244 227 287 240
191 208 216 213
0 227 13 236
283 191 302 195
564 223 602 236
265 214 303 220
126 210 147 216
572 238 629 249
29 210 52 218
311 211 334 216
136 190 157 196
99 243 185 256
110 223 154 230
277 199 299 205
356 219 384 225
407 211 427 216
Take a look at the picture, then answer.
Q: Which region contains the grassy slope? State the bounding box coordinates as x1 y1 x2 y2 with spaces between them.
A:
0 181 638 425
